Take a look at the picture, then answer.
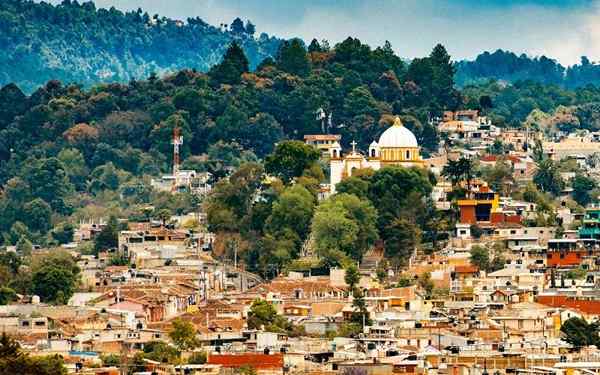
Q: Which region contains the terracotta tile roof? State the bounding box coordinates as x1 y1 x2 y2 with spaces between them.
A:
480 155 497 162
147 300 246 331
380 287 417 299
454 265 479 274
480 154 522 164
248 277 344 297
208 353 284 369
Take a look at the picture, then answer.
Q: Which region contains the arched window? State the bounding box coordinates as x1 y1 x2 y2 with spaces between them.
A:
371 149 376 157
406 150 410 160
333 149 337 158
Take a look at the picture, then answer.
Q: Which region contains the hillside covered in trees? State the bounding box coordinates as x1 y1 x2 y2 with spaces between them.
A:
5 14 600 277
6 2 600 95
0 32 461 272
455 50 600 88
0 0 281 93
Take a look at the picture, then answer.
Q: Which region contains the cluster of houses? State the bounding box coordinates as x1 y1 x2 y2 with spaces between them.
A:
7 109 600 374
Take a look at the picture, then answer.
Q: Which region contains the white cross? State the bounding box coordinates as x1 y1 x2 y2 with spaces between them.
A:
351 140 357 153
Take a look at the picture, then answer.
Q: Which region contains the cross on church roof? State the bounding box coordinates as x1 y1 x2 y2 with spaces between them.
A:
350 140 357 153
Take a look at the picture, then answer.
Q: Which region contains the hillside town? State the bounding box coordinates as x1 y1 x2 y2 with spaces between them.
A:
4 107 600 375
8 1 600 375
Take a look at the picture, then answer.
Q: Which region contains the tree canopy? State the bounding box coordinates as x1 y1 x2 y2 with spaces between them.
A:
0 1 280 93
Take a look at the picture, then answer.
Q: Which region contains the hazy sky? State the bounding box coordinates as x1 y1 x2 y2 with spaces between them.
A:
47 0 600 65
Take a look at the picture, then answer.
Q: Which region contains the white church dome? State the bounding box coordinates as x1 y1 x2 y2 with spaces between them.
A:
378 116 418 148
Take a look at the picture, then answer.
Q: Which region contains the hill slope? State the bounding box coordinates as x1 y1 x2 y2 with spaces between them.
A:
0 0 281 93
455 50 600 88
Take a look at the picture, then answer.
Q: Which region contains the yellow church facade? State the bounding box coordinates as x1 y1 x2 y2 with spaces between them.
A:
329 116 423 194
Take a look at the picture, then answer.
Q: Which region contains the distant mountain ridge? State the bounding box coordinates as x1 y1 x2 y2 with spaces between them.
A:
3 1 600 93
455 49 600 88
0 0 281 93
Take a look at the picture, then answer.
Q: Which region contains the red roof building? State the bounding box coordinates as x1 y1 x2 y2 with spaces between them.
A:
208 353 284 371
537 294 600 315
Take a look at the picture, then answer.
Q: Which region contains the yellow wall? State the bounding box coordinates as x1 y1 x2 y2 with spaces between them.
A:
380 147 420 162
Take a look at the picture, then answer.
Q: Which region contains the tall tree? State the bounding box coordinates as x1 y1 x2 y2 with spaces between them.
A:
230 17 245 34
534 159 564 195
94 215 119 254
0 333 67 374
470 245 490 271
311 193 378 262
383 218 420 266
264 141 320 184
344 263 360 292
561 317 600 348
572 174 596 206
169 318 199 352
209 42 249 85
276 39 311 77
31 251 80 304
266 184 315 244
307 39 322 53
20 157 73 214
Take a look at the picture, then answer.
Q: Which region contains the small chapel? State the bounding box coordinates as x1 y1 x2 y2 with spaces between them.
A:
329 116 423 193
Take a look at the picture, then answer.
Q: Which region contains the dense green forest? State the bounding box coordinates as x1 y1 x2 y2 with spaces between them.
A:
0 32 458 253
5 2 600 278
5 1 600 95
0 30 461 279
455 50 600 88
462 80 600 128
0 0 280 93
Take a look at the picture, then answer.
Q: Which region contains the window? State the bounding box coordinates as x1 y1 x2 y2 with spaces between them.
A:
406 150 410 159
371 149 376 157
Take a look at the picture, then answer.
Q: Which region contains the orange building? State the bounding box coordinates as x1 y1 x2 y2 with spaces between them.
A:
208 353 284 374
546 239 586 268
457 185 499 224
457 185 522 225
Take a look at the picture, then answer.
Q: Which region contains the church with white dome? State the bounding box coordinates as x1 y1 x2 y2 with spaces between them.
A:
329 116 423 193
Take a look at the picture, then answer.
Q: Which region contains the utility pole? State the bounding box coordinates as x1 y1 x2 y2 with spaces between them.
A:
525 120 529 152
233 239 238 270
171 126 183 192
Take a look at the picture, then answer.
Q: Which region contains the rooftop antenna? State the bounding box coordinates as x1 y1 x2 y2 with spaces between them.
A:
172 126 183 191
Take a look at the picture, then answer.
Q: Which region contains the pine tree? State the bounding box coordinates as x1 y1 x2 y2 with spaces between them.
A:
276 39 310 77
209 42 249 85
230 17 245 34
94 216 119 254
307 38 322 53
16 236 32 257
429 43 459 109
